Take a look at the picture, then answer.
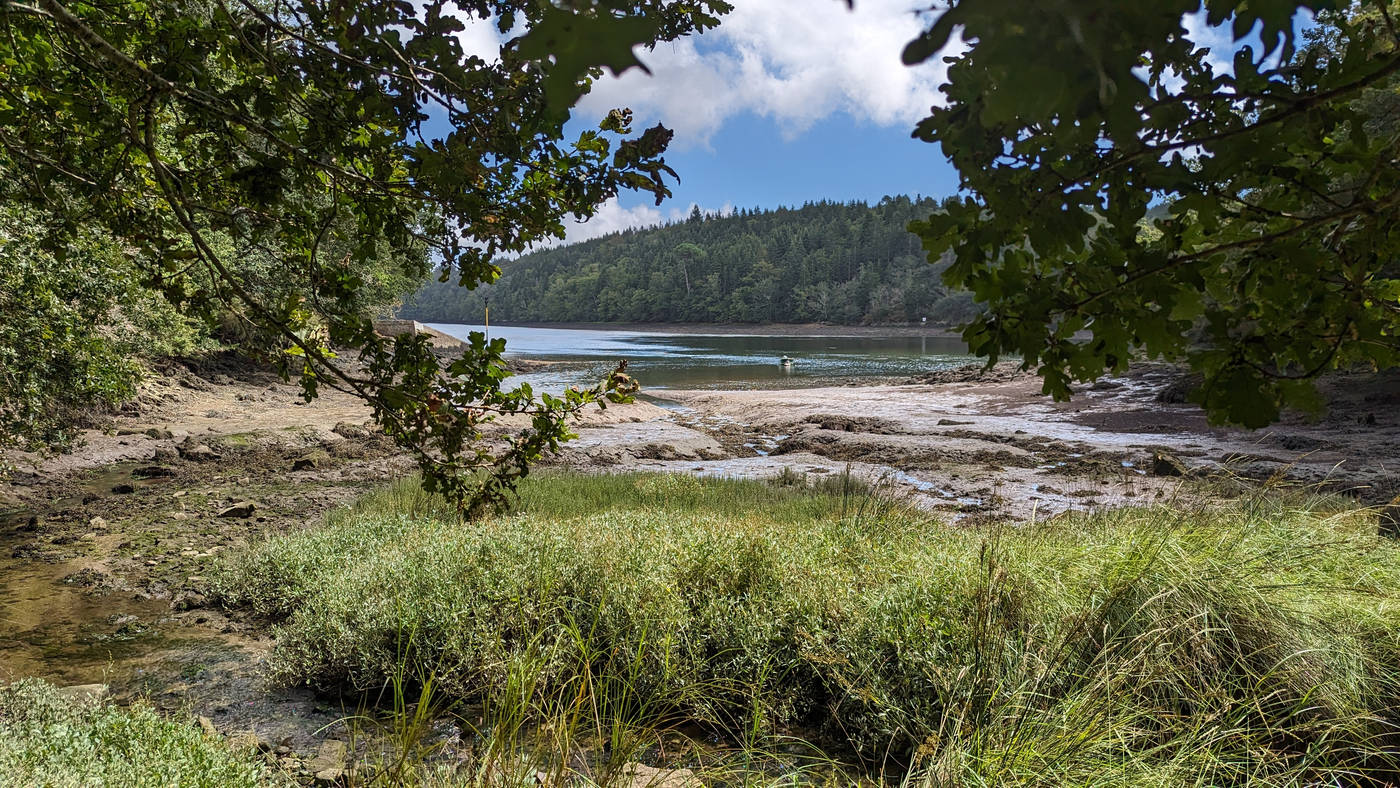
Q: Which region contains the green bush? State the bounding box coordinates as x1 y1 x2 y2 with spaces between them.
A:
0 679 285 787
0 205 207 458
215 473 1400 784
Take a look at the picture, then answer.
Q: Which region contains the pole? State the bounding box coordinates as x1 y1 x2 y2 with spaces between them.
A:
484 297 490 343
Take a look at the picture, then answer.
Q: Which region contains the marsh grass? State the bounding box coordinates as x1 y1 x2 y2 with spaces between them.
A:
215 471 1400 785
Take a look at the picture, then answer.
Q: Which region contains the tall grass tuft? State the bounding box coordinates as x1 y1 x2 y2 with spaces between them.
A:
214 472 1400 784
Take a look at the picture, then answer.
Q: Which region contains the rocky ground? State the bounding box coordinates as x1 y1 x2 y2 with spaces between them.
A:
1 350 1396 783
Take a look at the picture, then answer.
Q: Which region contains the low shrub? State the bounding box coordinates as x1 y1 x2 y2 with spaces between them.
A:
0 679 285 787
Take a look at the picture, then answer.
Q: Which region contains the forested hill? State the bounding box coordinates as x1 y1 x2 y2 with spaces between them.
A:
399 196 980 325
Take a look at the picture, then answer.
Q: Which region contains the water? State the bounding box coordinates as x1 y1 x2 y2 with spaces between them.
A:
426 324 972 391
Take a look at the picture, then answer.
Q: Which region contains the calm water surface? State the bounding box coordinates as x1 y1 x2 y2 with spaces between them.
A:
427 323 974 391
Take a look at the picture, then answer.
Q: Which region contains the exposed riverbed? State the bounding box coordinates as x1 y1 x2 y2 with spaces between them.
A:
2 329 1397 780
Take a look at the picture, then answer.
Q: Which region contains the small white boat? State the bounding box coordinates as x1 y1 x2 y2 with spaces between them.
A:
779 355 794 367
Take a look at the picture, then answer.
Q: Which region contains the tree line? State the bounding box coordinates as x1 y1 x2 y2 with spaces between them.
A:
401 196 980 326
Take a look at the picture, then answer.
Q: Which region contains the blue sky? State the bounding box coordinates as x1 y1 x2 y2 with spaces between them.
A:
448 1 1314 246
584 111 960 224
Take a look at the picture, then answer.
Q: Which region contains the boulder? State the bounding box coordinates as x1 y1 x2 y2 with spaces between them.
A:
1150 451 1190 477
307 739 348 780
217 501 257 518
292 455 319 471
180 444 221 462
56 683 108 705
1380 499 1400 538
171 591 207 611
620 763 700 788
133 465 177 479
111 483 136 494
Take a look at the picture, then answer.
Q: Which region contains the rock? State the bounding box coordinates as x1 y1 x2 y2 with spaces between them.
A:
111 483 136 494
937 418 972 426
180 444 222 462
228 732 262 753
1156 373 1203 404
171 591 207 611
332 422 370 439
89 516 107 529
152 446 180 463
307 739 348 779
1380 499 1400 538
56 684 108 705
1150 451 1190 477
196 715 218 737
292 455 318 471
133 465 176 478
146 427 175 440
620 763 700 788
217 501 257 518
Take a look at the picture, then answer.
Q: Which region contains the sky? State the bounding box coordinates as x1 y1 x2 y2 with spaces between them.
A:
451 1 1307 247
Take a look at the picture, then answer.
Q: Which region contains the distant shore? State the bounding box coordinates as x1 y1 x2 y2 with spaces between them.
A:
422 320 966 338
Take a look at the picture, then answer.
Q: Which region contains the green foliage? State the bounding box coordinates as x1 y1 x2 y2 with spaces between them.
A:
0 205 205 457
905 0 1400 426
401 196 966 325
0 0 730 508
0 679 286 787
216 473 1400 782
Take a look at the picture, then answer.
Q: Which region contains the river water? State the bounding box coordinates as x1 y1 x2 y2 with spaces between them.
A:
426 324 973 390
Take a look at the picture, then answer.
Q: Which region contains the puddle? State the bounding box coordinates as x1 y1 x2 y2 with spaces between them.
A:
0 465 349 749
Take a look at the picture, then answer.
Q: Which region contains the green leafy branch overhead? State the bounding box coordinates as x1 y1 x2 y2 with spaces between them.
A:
0 0 728 507
904 0 1400 426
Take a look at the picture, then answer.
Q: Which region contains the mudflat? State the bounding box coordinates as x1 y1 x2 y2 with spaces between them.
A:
1 353 1395 751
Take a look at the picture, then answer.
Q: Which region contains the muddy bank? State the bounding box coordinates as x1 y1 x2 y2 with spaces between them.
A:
559 364 1400 521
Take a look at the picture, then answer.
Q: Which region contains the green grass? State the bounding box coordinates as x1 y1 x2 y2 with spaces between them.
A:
214 471 1400 785
0 679 287 787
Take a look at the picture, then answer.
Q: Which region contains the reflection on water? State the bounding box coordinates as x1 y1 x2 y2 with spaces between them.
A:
426 324 973 391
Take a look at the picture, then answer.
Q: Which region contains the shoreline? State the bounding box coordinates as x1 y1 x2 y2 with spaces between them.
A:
419 319 967 338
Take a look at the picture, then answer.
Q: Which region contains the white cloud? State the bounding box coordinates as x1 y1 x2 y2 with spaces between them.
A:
514 199 732 249
575 0 958 149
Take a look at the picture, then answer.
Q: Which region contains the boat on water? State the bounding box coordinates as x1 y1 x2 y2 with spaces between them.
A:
779 355 794 367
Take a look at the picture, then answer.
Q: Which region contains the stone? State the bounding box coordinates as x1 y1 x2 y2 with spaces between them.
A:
89 516 107 529
620 763 700 788
313 768 345 785
111 483 136 494
1150 451 1190 477
133 465 176 479
146 427 175 440
180 444 222 462
218 501 257 518
172 591 207 611
196 715 218 737
1380 499 1400 538
56 683 108 705
152 446 180 463
307 739 348 774
292 455 319 471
